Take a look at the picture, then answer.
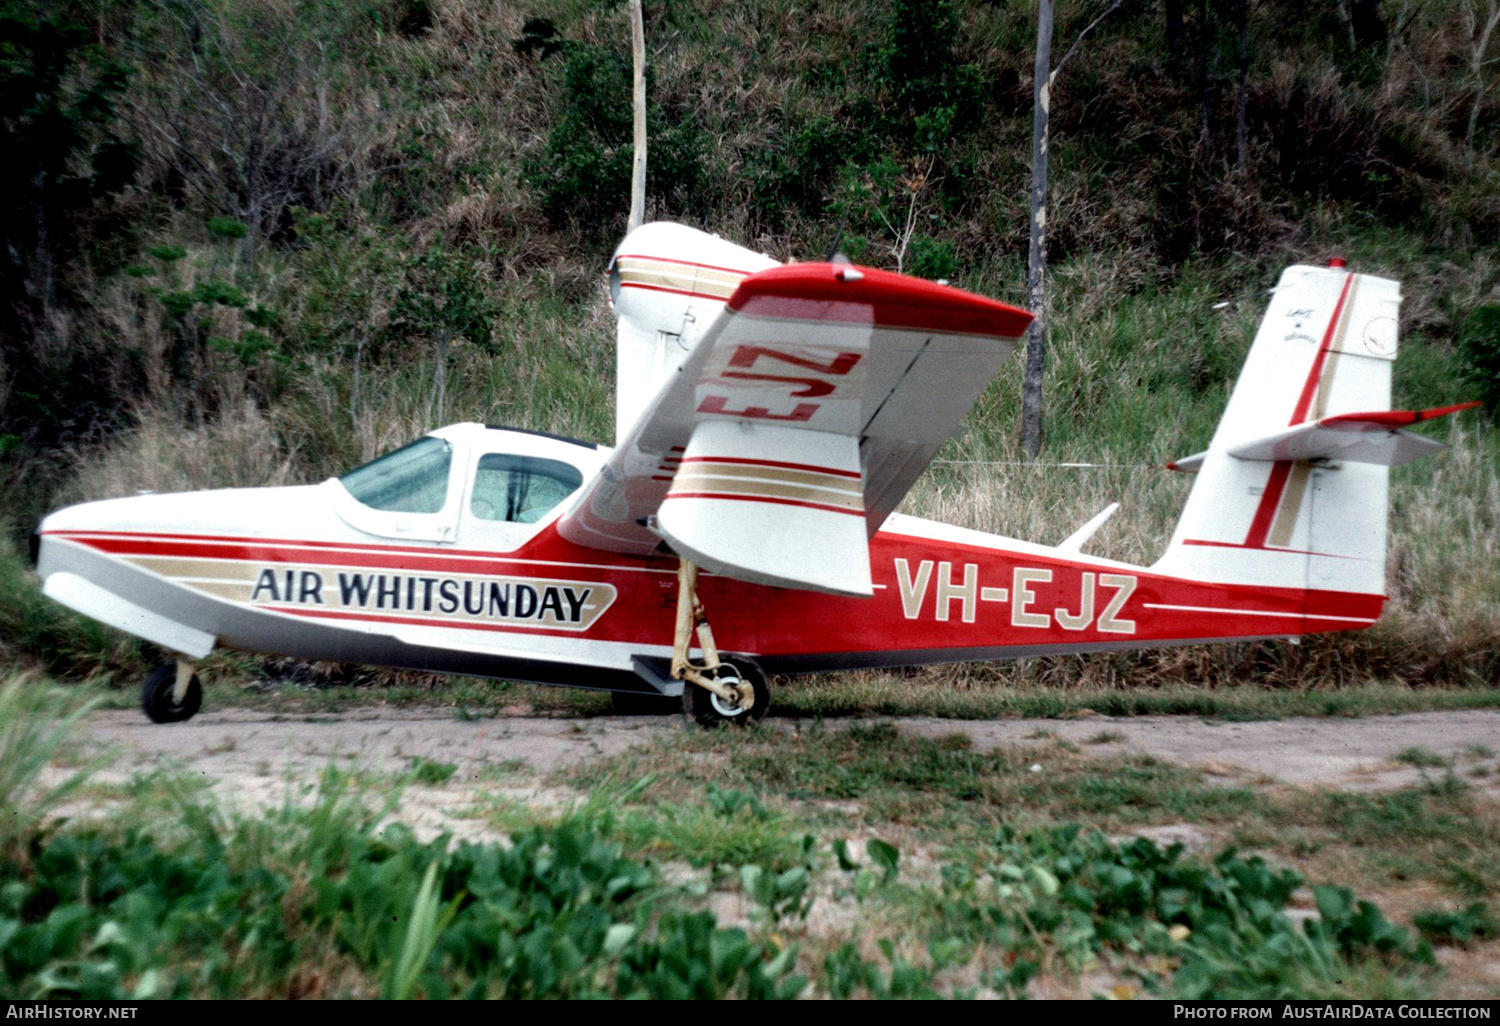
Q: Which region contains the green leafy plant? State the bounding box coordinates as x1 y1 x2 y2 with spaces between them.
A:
1457 304 1500 414
1412 902 1496 946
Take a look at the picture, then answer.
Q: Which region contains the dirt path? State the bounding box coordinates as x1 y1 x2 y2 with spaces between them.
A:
71 706 1500 803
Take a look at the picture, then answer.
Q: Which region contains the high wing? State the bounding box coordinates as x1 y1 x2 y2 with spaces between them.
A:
557 253 1032 596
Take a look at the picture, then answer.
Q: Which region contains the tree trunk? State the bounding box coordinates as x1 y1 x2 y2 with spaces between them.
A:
627 0 648 233
1197 0 1213 174
1021 0 1053 460
1235 0 1249 172
1165 0 1185 75
1466 2 1500 173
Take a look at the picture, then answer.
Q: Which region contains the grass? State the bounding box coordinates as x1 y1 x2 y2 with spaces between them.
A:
1394 747 1451 769
1258 785 1500 904
547 719 1479 997
9 669 1491 998
33 658 1500 726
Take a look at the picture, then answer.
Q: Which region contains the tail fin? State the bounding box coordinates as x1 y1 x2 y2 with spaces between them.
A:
1154 264 1403 596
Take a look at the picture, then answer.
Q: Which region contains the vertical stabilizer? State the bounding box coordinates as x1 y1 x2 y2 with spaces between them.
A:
1154 264 1401 598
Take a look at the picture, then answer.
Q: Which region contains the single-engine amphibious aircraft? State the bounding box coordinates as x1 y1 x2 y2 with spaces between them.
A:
34 222 1475 725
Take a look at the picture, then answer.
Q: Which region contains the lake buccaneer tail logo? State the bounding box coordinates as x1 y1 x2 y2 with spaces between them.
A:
241 567 617 631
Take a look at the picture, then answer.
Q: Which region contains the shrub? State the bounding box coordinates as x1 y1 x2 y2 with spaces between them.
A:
1458 304 1500 414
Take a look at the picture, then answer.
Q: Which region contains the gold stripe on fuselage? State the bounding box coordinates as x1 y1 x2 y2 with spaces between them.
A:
668 470 864 510
671 463 863 495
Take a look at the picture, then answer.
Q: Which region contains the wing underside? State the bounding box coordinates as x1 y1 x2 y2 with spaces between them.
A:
558 260 1032 595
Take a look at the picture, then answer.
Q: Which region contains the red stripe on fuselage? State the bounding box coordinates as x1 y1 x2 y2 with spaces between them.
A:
47 525 1385 662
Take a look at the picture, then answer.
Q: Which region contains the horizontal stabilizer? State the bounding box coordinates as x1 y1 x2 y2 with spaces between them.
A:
1169 403 1478 472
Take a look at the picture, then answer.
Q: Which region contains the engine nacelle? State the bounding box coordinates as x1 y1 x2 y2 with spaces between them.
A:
609 222 778 442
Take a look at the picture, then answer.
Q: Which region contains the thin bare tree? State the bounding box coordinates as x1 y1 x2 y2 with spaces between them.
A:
1464 0 1500 172
627 0 648 233
1021 0 1128 458
127 1 376 266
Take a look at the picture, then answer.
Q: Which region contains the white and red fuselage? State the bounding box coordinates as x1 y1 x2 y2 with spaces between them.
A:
36 222 1444 707
35 422 1383 698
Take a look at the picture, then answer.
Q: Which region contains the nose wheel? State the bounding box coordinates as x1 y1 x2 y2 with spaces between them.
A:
142 659 203 723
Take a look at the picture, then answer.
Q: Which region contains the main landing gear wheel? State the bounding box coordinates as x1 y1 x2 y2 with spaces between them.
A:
141 661 203 724
682 658 770 728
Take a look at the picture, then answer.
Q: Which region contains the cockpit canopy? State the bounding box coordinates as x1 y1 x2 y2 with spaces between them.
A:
332 424 603 545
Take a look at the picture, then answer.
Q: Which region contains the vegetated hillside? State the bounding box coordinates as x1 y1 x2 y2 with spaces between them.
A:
0 0 1496 687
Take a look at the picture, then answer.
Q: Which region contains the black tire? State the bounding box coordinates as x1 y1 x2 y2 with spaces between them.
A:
141 662 203 724
681 658 770 728
609 689 680 716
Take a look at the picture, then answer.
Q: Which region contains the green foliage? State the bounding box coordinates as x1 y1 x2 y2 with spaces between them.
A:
0 785 803 999
407 756 457 785
879 0 978 134
920 825 1430 999
746 116 864 229
0 0 142 442
1457 304 1500 414
159 279 250 319
0 0 140 308
738 862 814 923
1412 902 1496 947
821 939 944 999
866 837 900 881
388 244 499 354
0 532 146 683
527 42 633 235
512 17 565 61
1394 746 1449 769
0 674 98 857
206 217 248 240
906 234 956 280
525 37 708 240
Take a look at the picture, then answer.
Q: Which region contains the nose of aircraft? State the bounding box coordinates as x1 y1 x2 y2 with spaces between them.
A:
34 483 335 661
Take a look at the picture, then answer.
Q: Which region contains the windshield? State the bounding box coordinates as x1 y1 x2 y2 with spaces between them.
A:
339 437 453 513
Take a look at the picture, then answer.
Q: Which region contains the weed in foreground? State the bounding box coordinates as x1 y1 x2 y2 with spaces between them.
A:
0 674 102 859
0 771 807 999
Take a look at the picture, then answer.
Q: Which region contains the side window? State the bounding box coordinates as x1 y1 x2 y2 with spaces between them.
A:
470 454 583 525
339 437 453 513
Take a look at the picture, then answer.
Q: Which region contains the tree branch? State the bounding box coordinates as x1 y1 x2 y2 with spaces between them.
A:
1050 0 1130 83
